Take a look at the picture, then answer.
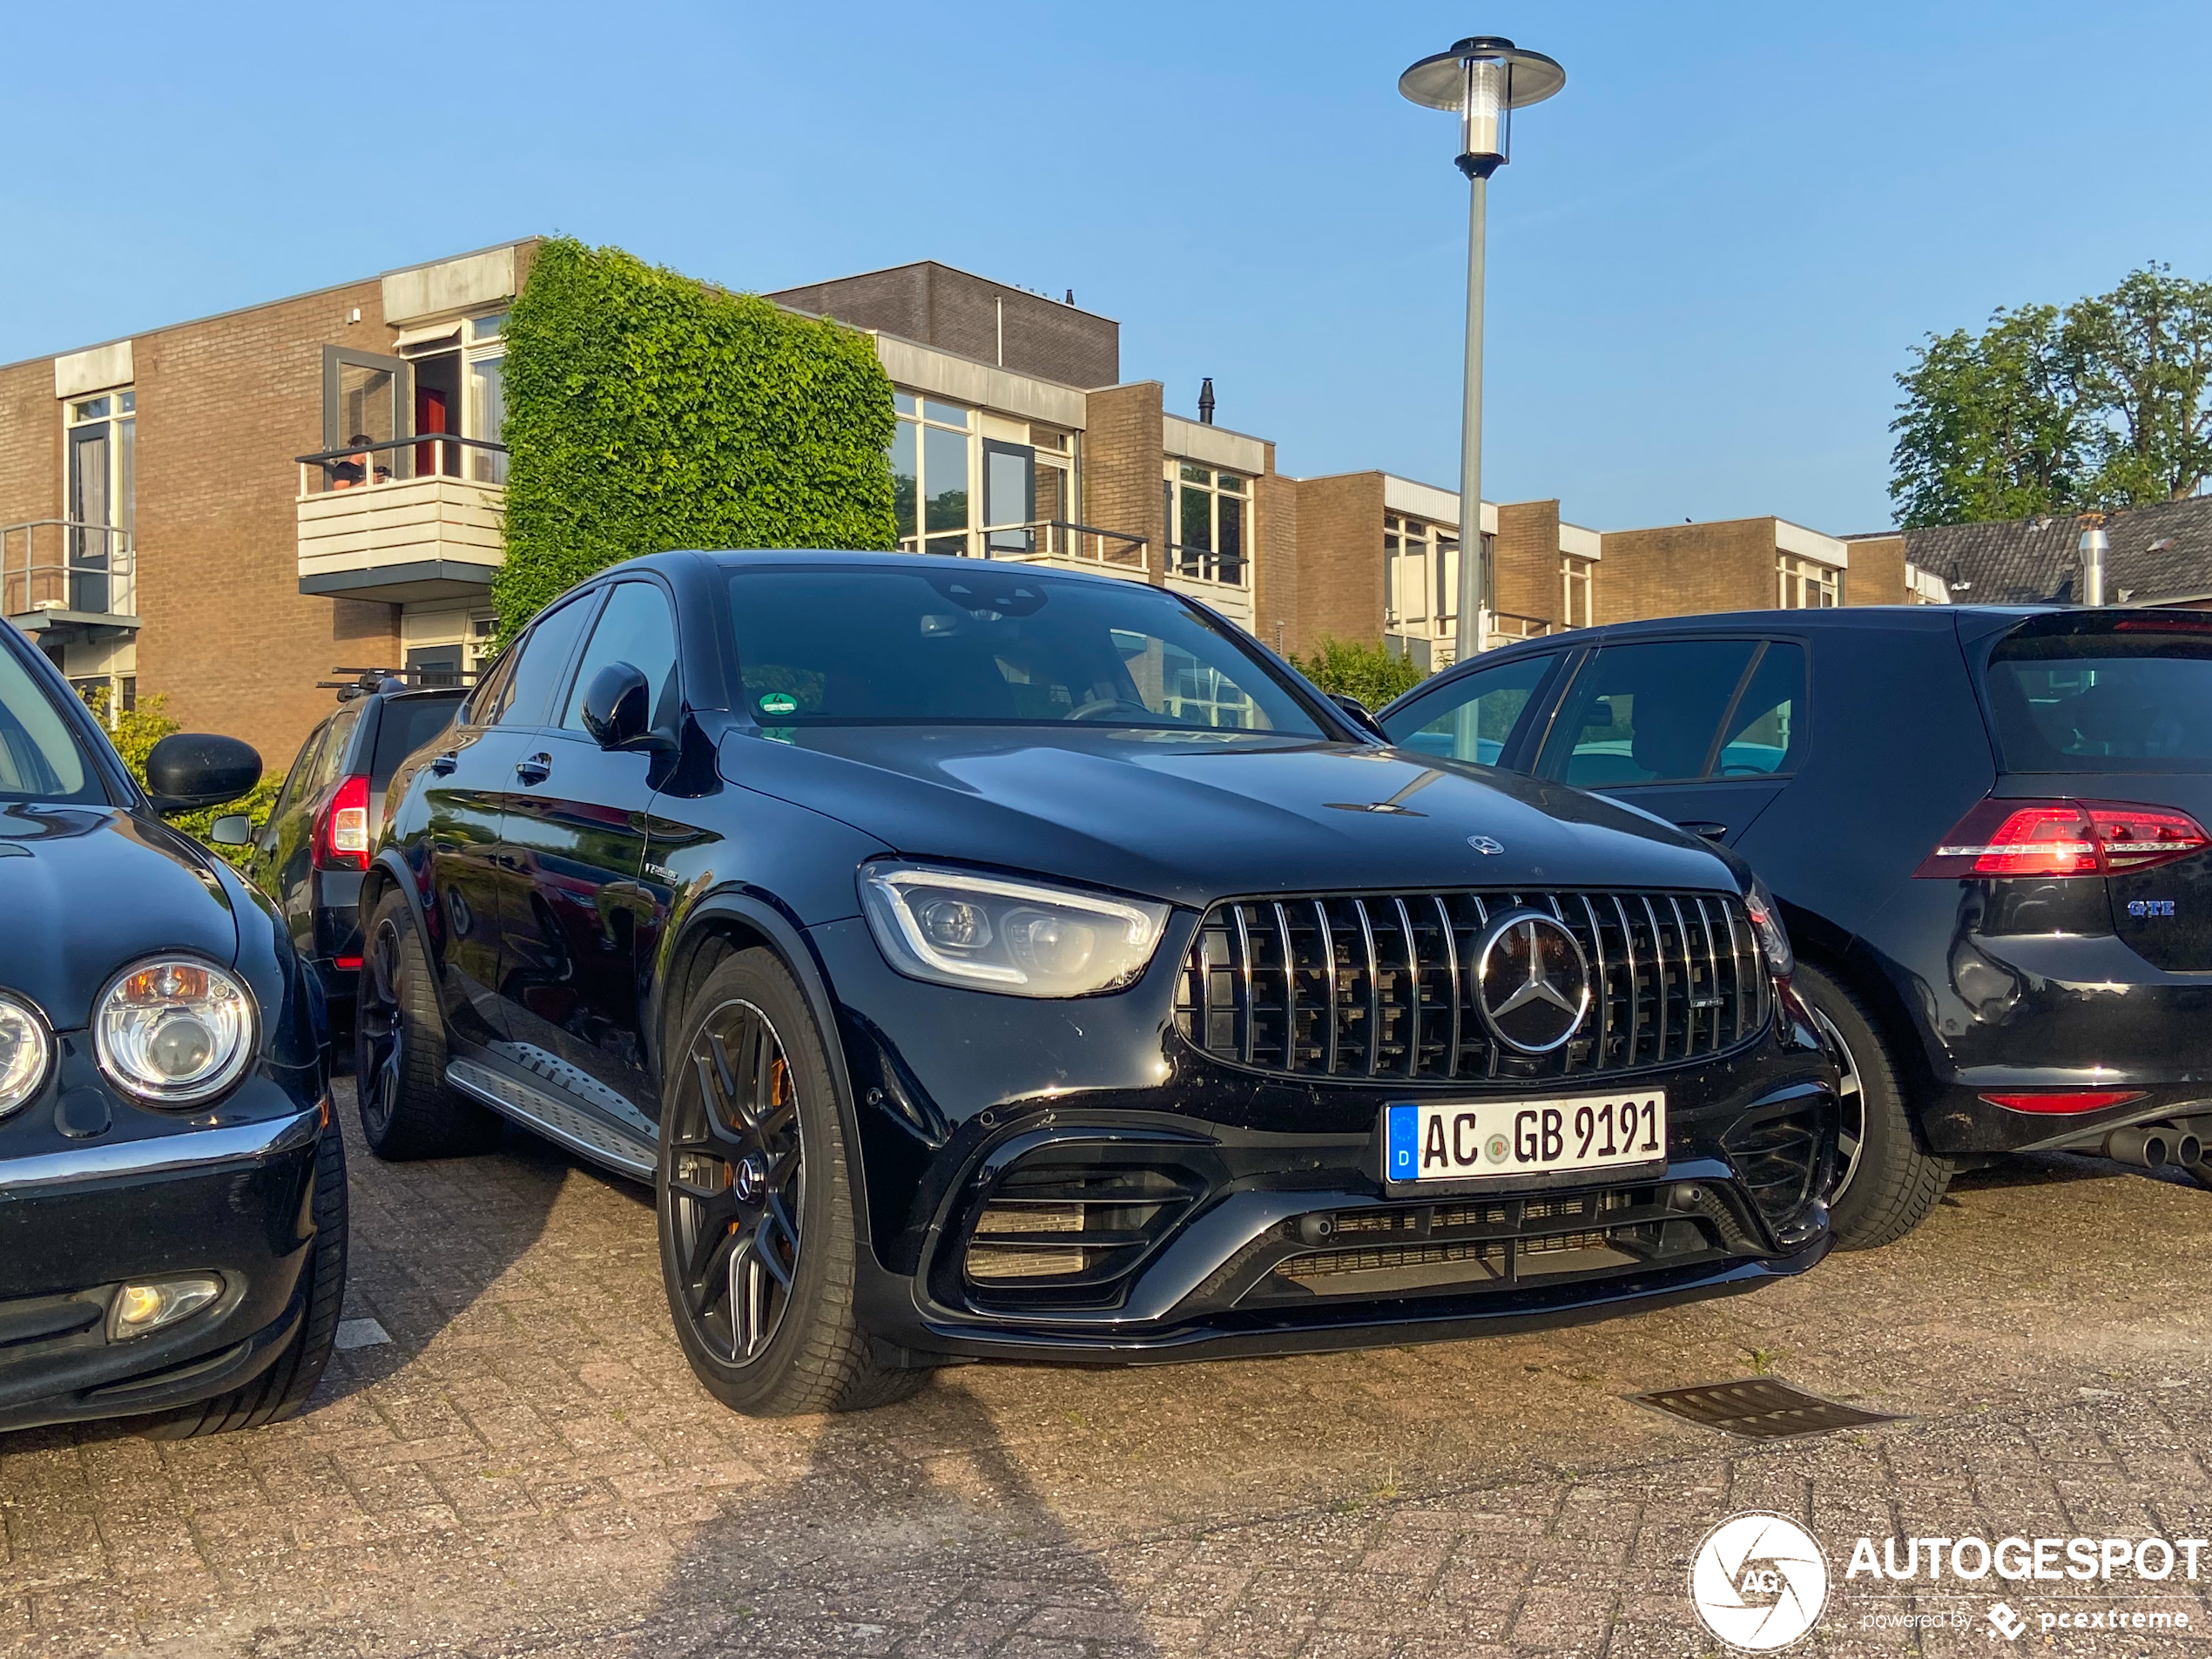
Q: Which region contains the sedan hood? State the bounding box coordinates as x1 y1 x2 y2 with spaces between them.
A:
0 806 239 1028
728 727 1736 909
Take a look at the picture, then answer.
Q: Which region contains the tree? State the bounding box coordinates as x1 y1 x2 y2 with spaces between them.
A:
1888 305 2089 529
2068 263 2212 506
1889 264 2212 528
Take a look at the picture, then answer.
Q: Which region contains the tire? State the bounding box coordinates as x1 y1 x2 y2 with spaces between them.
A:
354 888 502 1160
657 948 930 1416
1795 960 1952 1250
142 1120 349 1438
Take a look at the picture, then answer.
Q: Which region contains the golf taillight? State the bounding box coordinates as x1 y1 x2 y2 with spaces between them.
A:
313 774 371 872
1914 799 2209 880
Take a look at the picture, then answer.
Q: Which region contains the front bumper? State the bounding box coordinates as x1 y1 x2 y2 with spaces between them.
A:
815 917 1838 1366
0 1086 327 1433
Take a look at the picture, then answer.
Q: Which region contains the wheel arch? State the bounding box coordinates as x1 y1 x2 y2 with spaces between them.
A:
653 889 873 1247
1790 934 1942 1156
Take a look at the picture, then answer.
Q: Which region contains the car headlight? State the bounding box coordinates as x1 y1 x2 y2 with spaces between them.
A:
0 994 52 1120
860 862 1171 998
1744 878 1793 978
94 958 256 1105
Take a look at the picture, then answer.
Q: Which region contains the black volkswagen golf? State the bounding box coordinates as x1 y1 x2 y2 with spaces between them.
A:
0 623 343 1436
361 551 1836 1415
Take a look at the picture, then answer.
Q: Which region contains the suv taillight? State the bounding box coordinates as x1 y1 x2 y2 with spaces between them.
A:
1914 798 2209 880
313 774 371 872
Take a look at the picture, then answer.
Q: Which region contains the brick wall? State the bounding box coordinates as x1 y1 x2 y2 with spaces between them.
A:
1288 472 1386 652
1845 535 1907 604
768 263 1118 389
1254 460 1299 658
134 281 401 766
1082 383 1166 585
1494 499 1561 626
1595 518 1780 623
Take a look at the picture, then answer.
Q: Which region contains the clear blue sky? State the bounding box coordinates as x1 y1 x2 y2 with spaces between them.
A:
6 1 2208 535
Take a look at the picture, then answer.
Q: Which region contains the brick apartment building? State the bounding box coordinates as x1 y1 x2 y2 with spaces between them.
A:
2 233 1926 772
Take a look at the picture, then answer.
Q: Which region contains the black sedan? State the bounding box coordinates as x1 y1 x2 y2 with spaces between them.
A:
360 550 1836 1416
1379 604 2212 1249
0 624 343 1435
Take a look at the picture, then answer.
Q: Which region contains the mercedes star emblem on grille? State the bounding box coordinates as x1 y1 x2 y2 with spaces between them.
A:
1474 910 1592 1054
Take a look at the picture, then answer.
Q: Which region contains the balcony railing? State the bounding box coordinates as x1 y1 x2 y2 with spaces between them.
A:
2 520 138 631
897 521 1150 575
1165 543 1248 589
295 435 508 604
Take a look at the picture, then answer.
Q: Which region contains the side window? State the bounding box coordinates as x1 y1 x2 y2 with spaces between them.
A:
310 708 361 794
269 724 330 823
1716 643 1808 776
1542 639 1757 786
562 582 680 733
492 596 597 728
1378 653 1558 767
462 649 516 727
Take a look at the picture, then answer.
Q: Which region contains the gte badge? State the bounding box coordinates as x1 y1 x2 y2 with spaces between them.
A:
2128 899 2178 918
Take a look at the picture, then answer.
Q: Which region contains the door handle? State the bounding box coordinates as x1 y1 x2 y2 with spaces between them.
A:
515 753 552 786
430 751 458 776
1681 820 1730 840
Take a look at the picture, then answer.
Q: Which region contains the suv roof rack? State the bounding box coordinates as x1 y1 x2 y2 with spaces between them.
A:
318 665 479 702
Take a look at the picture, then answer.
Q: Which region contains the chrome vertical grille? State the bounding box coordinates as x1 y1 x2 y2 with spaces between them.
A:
1175 889 1771 1083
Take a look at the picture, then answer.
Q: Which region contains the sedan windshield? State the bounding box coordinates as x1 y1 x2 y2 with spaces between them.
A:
728 565 1324 735
0 644 99 803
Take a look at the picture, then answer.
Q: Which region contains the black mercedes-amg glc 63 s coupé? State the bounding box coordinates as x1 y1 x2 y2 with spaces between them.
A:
359 551 1838 1414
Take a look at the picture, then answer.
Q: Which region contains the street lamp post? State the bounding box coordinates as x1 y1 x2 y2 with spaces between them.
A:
1399 36 1564 663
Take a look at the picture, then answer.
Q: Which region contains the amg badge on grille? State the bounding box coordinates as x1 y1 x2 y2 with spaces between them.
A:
1474 911 1591 1054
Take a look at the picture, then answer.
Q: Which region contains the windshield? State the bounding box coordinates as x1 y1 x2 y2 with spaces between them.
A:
727 565 1325 736
0 644 99 803
1987 620 2212 772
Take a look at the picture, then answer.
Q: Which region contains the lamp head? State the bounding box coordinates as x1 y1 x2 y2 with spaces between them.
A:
1399 36 1566 178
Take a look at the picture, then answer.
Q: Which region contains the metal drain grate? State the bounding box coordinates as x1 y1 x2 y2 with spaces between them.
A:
1628 1378 1907 1440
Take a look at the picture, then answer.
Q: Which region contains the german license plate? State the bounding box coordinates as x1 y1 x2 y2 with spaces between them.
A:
1383 1093 1668 1184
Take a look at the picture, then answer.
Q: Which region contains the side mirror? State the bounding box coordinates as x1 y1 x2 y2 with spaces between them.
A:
145 733 262 814
1328 693 1386 742
208 813 254 846
579 661 653 752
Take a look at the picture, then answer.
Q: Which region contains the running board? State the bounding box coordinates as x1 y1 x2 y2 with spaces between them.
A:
446 1058 657 1181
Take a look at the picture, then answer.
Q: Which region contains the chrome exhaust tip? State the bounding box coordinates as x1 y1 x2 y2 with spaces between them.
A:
2105 1125 2173 1170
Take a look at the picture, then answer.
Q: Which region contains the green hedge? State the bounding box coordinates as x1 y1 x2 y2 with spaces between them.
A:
1290 636 1430 707
492 238 899 633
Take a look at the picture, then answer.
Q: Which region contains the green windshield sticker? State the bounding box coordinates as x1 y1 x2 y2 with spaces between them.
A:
756 691 799 717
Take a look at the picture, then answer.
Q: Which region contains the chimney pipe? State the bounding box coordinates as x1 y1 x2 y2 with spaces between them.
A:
2079 525 2109 607
1198 378 1216 425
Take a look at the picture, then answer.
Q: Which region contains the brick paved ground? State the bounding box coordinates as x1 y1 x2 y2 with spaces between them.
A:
4 1083 2210 1658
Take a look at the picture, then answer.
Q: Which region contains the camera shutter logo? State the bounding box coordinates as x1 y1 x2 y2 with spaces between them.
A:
1689 1512 1829 1651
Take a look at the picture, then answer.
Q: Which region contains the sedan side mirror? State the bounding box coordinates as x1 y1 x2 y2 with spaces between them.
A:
1328 693 1386 742
145 733 262 814
579 661 660 752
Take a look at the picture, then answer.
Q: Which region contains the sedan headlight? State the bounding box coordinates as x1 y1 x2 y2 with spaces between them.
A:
0 995 52 1120
94 959 256 1105
860 862 1171 998
1744 878 1793 978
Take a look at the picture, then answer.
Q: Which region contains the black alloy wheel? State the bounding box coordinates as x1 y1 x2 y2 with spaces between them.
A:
354 890 502 1160
665 996 806 1365
655 948 928 1416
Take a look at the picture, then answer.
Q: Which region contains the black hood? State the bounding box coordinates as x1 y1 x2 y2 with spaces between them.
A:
0 806 240 1029
725 727 1736 909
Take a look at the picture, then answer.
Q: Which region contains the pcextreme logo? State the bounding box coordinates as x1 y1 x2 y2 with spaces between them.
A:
1689 1513 1831 1651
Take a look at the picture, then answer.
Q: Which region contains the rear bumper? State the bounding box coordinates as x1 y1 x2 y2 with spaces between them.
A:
309 873 366 1006
0 1096 327 1432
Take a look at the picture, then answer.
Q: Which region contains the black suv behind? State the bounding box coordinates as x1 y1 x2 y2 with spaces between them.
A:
246 677 464 1012
1379 605 2212 1248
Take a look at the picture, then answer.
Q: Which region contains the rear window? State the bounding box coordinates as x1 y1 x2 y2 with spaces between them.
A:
1986 619 2212 772
371 696 462 782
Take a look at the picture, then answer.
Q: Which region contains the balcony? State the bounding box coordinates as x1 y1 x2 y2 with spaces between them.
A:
1163 544 1254 631
2 522 139 644
296 435 507 604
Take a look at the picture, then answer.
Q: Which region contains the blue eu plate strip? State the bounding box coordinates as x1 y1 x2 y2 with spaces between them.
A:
1386 1103 1420 1182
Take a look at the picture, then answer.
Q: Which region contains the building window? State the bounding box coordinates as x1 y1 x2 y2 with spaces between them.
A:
1163 462 1250 587
1778 554 1842 608
1561 555 1595 627
1433 530 1479 630
1386 515 1432 632
63 390 134 616
891 393 974 556
465 314 508 485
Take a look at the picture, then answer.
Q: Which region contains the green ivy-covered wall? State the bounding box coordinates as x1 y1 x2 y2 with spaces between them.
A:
492 238 898 632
